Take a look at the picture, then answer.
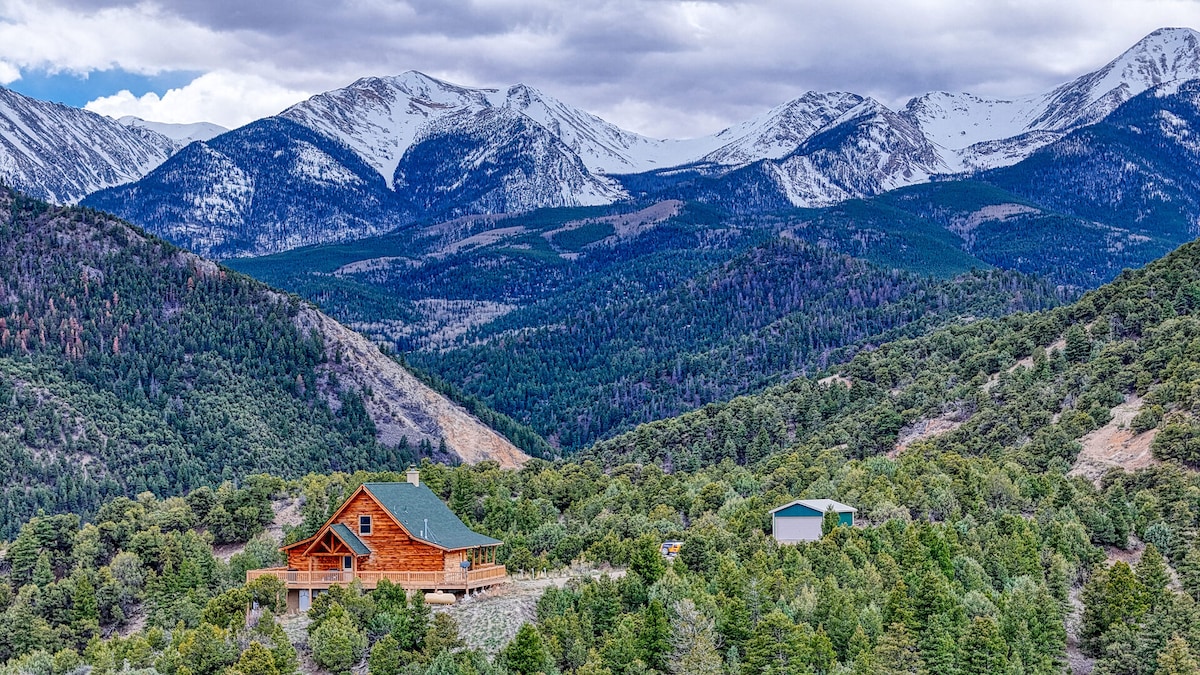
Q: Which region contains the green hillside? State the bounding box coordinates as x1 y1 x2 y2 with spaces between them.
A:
585 228 1200 476
0 189 538 537
231 202 1066 451
419 239 1064 449
2 233 1197 674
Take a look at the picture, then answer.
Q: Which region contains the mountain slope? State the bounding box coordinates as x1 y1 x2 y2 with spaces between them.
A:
907 26 1200 172
585 221 1200 482
415 240 1065 449
230 198 1067 450
980 78 1200 243
0 187 528 532
0 86 179 204
83 117 412 258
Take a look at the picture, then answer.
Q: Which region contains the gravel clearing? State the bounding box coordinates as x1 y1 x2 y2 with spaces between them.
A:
438 568 626 656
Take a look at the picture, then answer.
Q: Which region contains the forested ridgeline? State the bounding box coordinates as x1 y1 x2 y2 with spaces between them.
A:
0 188 541 537
587 234 1200 476
233 197 1070 453
418 239 1066 451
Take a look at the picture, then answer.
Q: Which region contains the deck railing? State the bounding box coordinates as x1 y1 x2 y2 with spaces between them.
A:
246 564 508 591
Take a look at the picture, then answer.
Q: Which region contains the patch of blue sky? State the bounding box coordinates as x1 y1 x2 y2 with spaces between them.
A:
5 68 201 108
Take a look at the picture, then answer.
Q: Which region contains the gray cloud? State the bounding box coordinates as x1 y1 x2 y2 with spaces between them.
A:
9 0 1200 135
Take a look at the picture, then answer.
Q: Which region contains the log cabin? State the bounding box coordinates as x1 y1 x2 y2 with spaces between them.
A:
247 469 507 612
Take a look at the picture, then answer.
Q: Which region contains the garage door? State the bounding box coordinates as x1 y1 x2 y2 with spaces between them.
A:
774 516 823 543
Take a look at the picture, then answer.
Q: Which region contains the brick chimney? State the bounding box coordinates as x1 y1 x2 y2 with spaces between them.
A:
406 467 420 487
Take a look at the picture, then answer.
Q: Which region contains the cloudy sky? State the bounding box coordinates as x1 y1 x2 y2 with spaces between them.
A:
1 0 1199 138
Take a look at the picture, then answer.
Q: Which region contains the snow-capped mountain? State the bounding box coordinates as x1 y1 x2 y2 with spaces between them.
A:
767 97 947 205
78 27 1200 258
394 104 626 214
981 77 1200 243
85 73 634 257
691 91 867 168
0 86 181 204
906 27 1200 172
283 73 626 203
278 73 491 190
84 117 410 259
118 116 227 145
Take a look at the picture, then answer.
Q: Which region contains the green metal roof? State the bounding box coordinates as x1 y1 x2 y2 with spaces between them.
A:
329 523 372 556
363 482 502 550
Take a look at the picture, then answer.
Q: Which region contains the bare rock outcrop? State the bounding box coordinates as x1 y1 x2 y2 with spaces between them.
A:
296 307 529 469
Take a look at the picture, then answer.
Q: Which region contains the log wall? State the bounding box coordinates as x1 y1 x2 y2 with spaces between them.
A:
330 491 445 572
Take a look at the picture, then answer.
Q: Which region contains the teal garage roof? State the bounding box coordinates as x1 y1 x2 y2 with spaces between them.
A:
770 499 857 518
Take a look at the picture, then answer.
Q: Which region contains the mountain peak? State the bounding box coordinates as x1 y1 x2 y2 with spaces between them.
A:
1134 26 1200 44
117 115 227 144
1027 26 1200 131
0 85 178 203
1101 26 1200 87
342 71 495 104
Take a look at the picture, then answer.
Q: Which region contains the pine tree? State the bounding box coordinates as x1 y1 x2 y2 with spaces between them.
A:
1081 562 1148 656
368 635 401 675
1137 544 1171 610
670 600 722 675
640 599 671 672
808 626 836 675
230 641 279 675
264 618 299 675
630 535 667 584
579 649 616 675
502 623 550 675
744 610 807 674
1178 547 1200 602
1046 552 1070 607
175 623 237 675
308 604 367 674
32 552 53 587
1158 636 1200 675
883 580 916 631
1065 325 1090 363
822 508 840 537
424 612 465 660
847 624 873 662
716 595 752 651
869 623 924 675
71 572 100 627
919 613 960 675
425 649 464 675
959 616 1008 673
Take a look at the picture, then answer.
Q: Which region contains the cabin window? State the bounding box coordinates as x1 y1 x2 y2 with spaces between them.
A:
359 515 372 535
343 556 352 571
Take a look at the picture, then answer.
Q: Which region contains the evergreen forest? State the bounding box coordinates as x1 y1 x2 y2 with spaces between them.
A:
0 187 1199 672
0 188 540 537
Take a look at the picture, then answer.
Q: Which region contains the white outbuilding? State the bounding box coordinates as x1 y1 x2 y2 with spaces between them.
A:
769 499 857 543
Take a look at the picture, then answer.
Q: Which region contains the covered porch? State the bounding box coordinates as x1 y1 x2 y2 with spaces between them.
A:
248 564 508 613
246 564 508 592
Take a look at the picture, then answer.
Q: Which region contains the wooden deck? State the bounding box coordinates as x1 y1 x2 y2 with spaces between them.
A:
246 564 508 592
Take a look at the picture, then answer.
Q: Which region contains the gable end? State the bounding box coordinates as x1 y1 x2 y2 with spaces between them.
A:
773 503 824 518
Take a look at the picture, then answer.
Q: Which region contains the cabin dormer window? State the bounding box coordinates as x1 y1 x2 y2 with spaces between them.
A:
359 515 372 536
